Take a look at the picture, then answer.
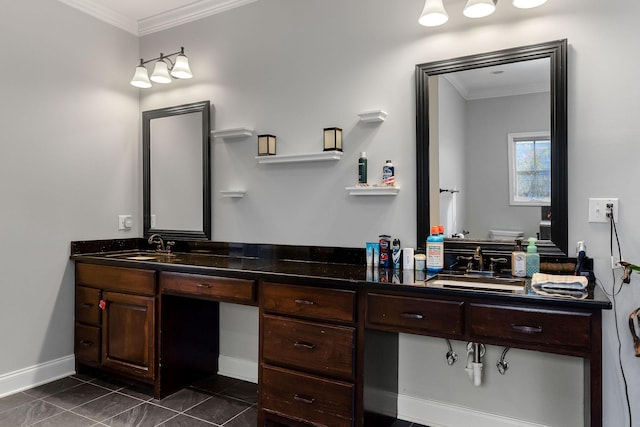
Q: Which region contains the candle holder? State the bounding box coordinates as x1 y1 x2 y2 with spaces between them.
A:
323 127 343 151
257 134 277 156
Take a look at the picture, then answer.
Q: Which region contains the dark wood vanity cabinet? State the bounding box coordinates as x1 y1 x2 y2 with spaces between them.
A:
259 282 358 427
75 263 157 383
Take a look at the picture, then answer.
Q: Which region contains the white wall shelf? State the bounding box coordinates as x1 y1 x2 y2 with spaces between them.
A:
346 185 399 196
358 110 388 123
256 150 343 164
211 127 254 139
220 190 246 198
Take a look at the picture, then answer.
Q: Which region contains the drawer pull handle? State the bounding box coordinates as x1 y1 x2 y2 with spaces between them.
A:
294 299 315 306
80 303 93 308
293 394 315 404
400 312 424 320
511 324 543 334
293 341 316 350
196 283 212 289
79 340 93 347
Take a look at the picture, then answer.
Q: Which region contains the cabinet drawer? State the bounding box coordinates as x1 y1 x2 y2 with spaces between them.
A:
366 293 464 336
76 263 156 296
76 286 101 325
75 324 100 363
263 314 355 380
262 282 356 323
469 303 592 350
160 272 255 304
262 365 353 427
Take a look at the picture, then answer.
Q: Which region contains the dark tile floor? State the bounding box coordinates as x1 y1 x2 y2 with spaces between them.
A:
0 373 428 427
0 373 256 427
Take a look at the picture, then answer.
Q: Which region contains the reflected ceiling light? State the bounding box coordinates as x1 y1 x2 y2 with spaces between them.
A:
130 47 193 89
513 0 548 8
420 0 548 27
419 0 449 27
463 0 497 18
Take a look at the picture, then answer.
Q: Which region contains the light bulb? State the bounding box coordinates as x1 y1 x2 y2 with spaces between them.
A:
419 0 449 27
150 60 172 84
130 65 151 88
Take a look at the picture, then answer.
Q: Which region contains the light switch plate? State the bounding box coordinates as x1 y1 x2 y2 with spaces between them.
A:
588 198 619 223
118 214 133 230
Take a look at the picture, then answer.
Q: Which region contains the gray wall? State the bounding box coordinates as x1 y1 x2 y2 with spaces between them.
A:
1 0 640 426
0 1 138 378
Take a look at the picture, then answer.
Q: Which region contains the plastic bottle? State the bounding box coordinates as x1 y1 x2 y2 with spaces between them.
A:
512 239 526 277
358 152 368 184
426 226 444 272
382 160 395 186
526 237 540 277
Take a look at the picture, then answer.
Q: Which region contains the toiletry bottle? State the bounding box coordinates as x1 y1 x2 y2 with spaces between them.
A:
512 239 526 277
426 226 444 273
382 160 395 186
526 237 540 277
392 238 401 269
358 152 368 184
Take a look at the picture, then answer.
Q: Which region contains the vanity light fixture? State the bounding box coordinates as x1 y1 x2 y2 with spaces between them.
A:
419 0 548 27
463 0 497 18
323 127 343 152
130 47 192 89
257 134 277 156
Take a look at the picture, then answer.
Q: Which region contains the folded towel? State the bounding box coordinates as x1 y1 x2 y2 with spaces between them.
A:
531 283 588 300
531 272 588 290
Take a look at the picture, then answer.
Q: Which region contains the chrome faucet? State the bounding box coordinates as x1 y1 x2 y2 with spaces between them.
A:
148 234 175 254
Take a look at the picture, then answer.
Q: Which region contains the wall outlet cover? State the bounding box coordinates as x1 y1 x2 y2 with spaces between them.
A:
588 198 619 223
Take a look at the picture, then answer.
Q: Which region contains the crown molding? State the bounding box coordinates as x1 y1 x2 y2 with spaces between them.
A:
138 0 260 36
57 0 138 35
58 0 259 37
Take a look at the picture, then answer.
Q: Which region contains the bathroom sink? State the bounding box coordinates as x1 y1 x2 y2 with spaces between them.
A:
427 274 527 294
104 251 180 262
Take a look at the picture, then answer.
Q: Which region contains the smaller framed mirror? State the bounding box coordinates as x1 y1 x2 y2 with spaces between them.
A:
143 101 211 240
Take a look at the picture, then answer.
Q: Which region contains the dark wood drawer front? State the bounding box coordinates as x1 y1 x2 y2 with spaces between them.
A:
76 263 156 295
469 304 592 349
262 282 355 323
263 315 355 380
160 272 256 304
262 365 354 427
75 324 100 363
366 293 464 336
76 286 101 325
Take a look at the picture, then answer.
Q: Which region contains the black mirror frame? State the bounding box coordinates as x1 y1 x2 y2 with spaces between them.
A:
415 40 568 255
143 100 211 241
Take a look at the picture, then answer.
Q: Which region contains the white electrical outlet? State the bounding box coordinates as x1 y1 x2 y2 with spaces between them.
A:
588 198 619 223
118 215 133 230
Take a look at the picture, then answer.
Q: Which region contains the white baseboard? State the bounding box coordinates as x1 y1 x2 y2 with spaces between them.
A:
0 355 76 398
365 387 549 427
217 355 258 384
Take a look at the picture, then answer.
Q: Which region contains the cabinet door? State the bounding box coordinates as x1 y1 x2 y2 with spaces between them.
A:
101 291 155 380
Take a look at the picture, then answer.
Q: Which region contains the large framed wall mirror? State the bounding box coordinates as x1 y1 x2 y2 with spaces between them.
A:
143 101 211 240
416 40 568 255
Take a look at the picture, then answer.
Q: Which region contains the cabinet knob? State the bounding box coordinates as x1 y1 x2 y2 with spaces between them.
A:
79 340 93 347
196 283 212 289
294 299 315 306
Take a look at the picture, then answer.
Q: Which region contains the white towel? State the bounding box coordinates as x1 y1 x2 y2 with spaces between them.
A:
531 272 588 290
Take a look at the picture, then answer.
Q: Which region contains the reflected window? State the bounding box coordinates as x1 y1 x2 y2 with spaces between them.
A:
508 131 550 206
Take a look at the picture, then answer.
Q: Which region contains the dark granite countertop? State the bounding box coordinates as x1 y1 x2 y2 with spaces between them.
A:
70 238 611 310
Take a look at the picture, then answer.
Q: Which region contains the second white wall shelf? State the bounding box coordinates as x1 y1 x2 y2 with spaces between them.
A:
220 190 246 198
211 127 254 139
256 150 343 164
358 110 388 123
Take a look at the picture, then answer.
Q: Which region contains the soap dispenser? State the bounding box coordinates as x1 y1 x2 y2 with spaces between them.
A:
526 237 540 277
512 239 526 278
